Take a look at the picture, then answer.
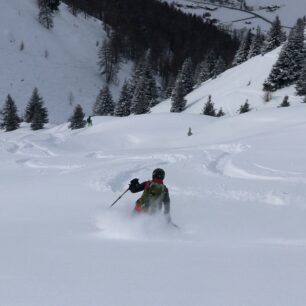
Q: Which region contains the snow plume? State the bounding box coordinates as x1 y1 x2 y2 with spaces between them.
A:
95 206 180 241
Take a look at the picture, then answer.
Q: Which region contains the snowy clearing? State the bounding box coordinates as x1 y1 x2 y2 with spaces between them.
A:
1 109 306 306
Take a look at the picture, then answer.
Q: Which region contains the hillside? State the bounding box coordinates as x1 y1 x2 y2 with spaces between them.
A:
0 0 131 123
152 46 303 116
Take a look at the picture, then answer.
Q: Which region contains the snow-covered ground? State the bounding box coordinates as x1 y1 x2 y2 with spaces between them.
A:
1 107 306 306
162 0 306 31
153 47 303 116
0 0 131 123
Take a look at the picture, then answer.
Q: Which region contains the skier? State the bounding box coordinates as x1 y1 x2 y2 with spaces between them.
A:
86 116 93 127
129 168 171 222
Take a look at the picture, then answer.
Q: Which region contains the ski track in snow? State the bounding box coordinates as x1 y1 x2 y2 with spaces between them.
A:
3 126 306 242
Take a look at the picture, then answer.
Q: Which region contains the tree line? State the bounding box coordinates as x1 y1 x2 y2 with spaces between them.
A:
0 88 49 132
62 0 239 91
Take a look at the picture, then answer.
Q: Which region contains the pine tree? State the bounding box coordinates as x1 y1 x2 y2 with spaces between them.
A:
213 56 227 78
98 38 120 84
179 57 194 96
170 77 187 112
38 5 54 29
197 51 217 84
239 100 251 113
248 26 264 59
114 81 132 117
25 88 48 125
93 86 114 116
48 0 60 13
129 55 158 114
216 108 225 117
262 16 285 54
202 95 216 116
263 87 273 102
0 95 20 132
232 29 252 66
145 66 158 108
69 104 86 129
67 0 78 16
279 95 290 107
296 61 306 96
263 18 306 91
130 77 151 115
31 109 45 130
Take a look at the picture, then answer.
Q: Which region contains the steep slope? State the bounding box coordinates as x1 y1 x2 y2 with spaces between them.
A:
153 46 302 116
0 0 130 123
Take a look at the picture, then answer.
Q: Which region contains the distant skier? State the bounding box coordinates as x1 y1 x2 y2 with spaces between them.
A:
129 168 171 222
86 116 93 127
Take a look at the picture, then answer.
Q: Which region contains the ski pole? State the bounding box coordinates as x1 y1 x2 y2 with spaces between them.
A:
109 188 130 207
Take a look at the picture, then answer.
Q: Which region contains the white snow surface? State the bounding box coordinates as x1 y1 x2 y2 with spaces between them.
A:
152 47 303 115
0 0 131 123
1 2 306 305
162 0 306 31
1 108 306 306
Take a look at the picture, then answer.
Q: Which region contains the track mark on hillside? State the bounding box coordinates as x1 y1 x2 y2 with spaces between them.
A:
15 158 83 172
202 143 306 184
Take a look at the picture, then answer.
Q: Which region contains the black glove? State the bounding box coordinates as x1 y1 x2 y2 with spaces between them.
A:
129 178 139 190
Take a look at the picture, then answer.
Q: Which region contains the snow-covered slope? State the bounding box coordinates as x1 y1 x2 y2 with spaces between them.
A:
1 107 306 306
0 0 130 123
153 46 303 116
163 0 306 31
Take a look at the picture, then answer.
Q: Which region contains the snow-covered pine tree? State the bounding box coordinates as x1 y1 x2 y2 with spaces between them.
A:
170 77 187 113
130 77 151 115
263 18 306 91
262 16 285 54
202 95 216 116
179 57 194 96
38 4 54 29
25 88 48 124
0 95 20 132
48 0 60 13
197 51 217 84
248 26 264 59
98 38 120 84
279 95 290 107
263 85 273 102
114 80 132 117
232 29 252 66
30 109 45 130
216 108 225 117
69 104 86 129
129 54 158 114
145 66 158 108
29 94 48 130
67 0 79 16
37 0 60 12
93 85 114 116
129 59 146 98
296 61 306 96
239 99 251 113
212 56 227 78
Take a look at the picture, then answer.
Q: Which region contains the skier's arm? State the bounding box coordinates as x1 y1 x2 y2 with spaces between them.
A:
129 178 146 193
